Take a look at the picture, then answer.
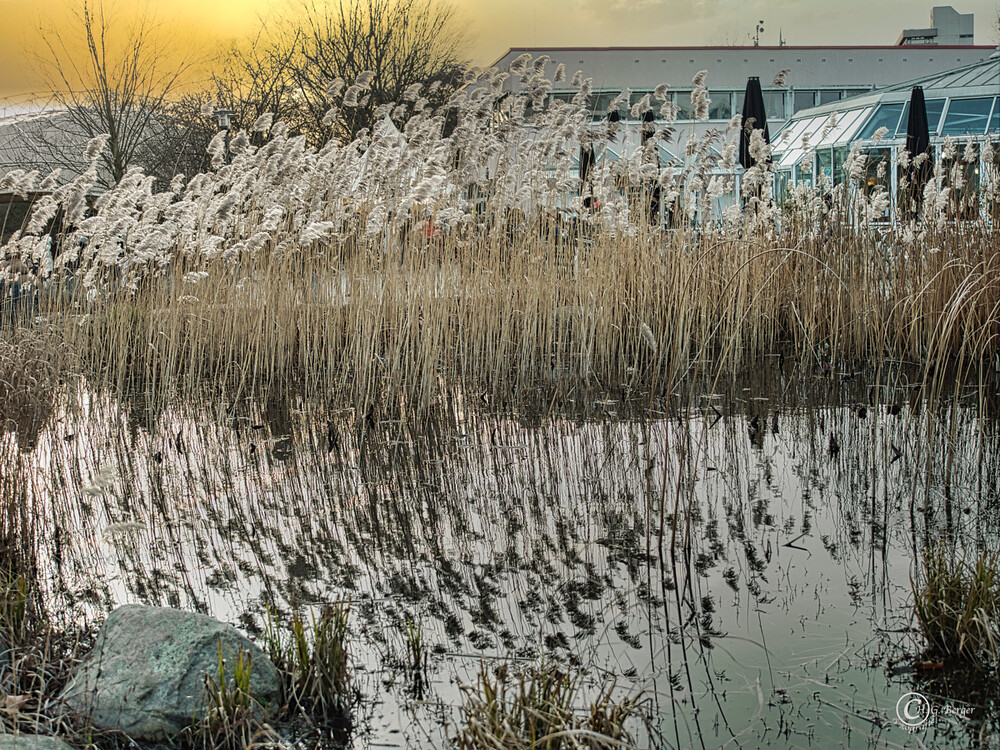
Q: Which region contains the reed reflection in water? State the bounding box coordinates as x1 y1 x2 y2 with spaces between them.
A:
16 371 1000 748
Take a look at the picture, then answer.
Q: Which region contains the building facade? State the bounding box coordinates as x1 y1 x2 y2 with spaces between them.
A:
489 44 995 144
897 5 975 46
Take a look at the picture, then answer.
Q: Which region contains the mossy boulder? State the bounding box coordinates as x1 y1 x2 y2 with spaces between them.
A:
61 605 280 741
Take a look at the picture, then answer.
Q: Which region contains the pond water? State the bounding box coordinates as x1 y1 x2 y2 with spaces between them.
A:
14 364 1000 749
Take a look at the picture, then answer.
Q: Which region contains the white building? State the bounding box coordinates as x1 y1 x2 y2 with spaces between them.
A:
483 7 987 153
897 5 975 46
489 43 993 145
476 6 991 221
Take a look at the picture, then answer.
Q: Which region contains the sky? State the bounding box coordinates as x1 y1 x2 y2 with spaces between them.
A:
1 0 998 106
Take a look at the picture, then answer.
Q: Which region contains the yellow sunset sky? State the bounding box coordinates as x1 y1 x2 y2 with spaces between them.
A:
1 0 997 104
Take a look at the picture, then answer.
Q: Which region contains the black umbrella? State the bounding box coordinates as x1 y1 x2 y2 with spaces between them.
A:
579 145 595 184
579 145 596 208
739 77 770 169
641 110 661 225
606 109 621 142
640 109 656 144
904 86 933 214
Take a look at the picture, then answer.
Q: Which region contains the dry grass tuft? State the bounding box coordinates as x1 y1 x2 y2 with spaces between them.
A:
192 640 269 750
451 662 645 749
913 544 1000 667
0 326 72 448
264 603 354 723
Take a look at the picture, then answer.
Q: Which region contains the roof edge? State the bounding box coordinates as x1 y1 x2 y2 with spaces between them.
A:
494 45 995 54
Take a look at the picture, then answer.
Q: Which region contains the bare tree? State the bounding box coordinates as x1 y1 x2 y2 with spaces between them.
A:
292 0 469 144
210 25 304 141
37 1 191 186
157 92 219 180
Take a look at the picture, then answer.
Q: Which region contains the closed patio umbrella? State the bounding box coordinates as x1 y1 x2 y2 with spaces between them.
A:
580 145 595 208
579 145 595 184
904 86 933 216
641 110 661 225
739 76 770 169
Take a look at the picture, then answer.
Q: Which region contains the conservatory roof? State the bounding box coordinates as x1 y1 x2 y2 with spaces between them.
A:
772 55 1000 167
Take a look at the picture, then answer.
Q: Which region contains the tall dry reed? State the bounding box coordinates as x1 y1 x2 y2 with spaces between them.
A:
0 62 995 414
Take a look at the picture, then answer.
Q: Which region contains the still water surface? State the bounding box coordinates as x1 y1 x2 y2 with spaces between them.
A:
18 368 1000 748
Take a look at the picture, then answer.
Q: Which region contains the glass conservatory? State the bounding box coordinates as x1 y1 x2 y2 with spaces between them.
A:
770 54 1000 218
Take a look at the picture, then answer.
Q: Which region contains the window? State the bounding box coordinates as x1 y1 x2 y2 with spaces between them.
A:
940 150 981 219
897 99 945 136
857 103 905 139
777 147 807 169
940 97 994 136
817 148 833 181
815 108 870 147
843 89 869 99
763 91 786 120
794 161 813 186
669 90 731 121
674 90 695 119
926 99 946 133
732 90 784 122
862 147 892 219
591 91 622 121
895 101 910 136
791 115 832 151
794 90 817 112
819 90 842 105
708 92 732 121
832 145 850 185
775 117 814 151
630 89 655 117
776 170 792 201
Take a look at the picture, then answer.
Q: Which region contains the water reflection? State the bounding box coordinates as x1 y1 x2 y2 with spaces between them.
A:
16 367 1000 748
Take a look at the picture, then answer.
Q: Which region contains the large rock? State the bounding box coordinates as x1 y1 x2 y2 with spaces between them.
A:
61 605 281 741
0 738 74 750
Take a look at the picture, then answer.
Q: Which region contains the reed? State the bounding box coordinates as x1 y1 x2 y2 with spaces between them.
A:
264 603 354 722
0 326 71 449
0 64 994 415
912 544 1000 667
19 218 998 419
194 640 262 750
0 440 42 644
402 615 426 674
451 662 645 750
